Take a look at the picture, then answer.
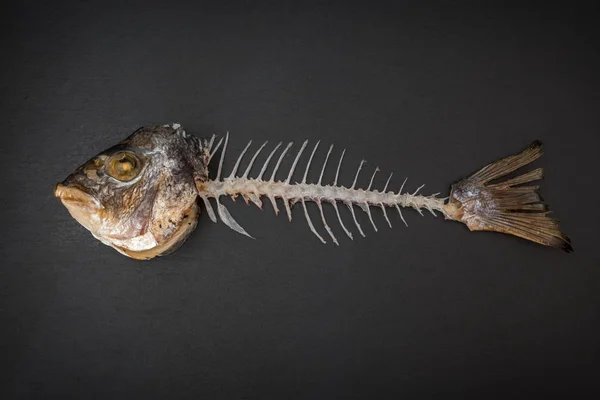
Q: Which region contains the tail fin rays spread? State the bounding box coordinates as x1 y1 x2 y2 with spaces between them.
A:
443 141 572 252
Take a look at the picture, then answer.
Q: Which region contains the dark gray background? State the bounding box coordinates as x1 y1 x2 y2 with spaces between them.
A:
2 1 599 398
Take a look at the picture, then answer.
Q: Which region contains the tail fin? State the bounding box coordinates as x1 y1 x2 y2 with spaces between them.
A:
443 141 573 252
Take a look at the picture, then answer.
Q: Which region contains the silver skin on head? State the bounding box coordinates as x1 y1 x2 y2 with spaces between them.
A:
55 124 210 259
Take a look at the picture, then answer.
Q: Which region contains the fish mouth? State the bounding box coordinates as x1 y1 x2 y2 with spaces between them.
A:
55 183 104 234
54 184 101 210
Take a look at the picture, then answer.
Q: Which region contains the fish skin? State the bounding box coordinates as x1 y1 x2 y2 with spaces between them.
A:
55 124 210 259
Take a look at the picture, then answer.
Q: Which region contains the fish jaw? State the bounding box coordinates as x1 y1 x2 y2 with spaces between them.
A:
55 182 200 260
108 202 200 260
54 183 105 234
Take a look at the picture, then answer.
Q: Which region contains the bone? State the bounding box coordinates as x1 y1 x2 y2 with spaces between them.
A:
211 133 425 242
367 167 379 191
285 140 309 184
398 177 408 195
242 141 268 179
257 142 282 181
268 195 279 216
302 141 321 184
383 172 393 192
207 134 216 153
332 200 353 239
270 142 293 182
208 137 223 164
217 201 254 238
425 206 437 217
302 199 326 244
318 144 334 185
216 132 229 181
380 204 392 228
246 192 262 208
347 203 366 237
395 204 408 227
317 199 339 245
351 160 366 190
360 204 378 232
201 197 217 223
228 140 252 179
334 149 346 186
412 183 425 195
283 197 293 221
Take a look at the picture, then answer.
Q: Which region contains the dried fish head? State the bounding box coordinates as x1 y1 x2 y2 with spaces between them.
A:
54 124 209 259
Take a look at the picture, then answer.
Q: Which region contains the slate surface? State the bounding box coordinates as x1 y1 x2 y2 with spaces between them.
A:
2 1 599 398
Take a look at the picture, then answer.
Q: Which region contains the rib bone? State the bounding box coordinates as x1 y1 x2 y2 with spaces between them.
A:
198 134 445 244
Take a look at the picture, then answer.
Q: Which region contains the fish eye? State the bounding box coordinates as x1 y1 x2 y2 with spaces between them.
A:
106 151 142 182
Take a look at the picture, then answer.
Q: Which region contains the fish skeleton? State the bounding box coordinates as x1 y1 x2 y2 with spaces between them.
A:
54 123 572 259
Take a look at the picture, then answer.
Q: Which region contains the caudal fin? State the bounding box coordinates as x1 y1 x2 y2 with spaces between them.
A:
443 141 572 252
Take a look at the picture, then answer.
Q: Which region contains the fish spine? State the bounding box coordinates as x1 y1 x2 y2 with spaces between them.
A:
196 133 445 244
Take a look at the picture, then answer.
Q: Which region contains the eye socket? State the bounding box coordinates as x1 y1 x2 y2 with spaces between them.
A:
106 151 142 182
